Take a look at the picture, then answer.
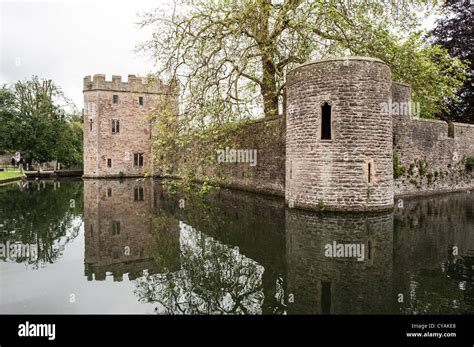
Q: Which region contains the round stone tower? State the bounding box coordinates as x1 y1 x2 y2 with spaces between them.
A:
285 57 394 212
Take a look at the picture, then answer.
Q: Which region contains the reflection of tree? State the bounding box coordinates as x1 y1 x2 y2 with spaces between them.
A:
148 211 181 273
156 183 287 314
444 253 474 313
134 222 264 314
403 267 469 314
0 180 83 267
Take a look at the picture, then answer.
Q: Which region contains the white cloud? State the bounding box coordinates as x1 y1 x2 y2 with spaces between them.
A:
0 0 170 109
0 0 441 111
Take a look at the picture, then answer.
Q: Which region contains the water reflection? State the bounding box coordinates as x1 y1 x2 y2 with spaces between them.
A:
83 179 180 282
286 210 394 314
83 180 286 314
1 179 473 314
393 194 474 314
0 180 83 267
135 221 265 314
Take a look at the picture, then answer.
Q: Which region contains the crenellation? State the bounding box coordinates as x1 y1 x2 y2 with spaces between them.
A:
83 57 473 211
83 74 173 95
83 73 179 178
111 75 122 84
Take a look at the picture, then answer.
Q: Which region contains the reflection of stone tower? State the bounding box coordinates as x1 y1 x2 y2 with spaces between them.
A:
82 75 178 178
83 179 180 281
285 57 394 212
285 209 394 314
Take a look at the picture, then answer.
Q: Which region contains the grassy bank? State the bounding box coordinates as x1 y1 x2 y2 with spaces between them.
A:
0 171 23 180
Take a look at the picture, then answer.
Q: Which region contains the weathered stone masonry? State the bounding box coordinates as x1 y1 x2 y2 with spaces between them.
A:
286 57 394 212
83 74 177 178
83 57 473 212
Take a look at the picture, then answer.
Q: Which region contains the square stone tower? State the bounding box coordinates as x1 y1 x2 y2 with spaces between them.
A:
82 74 178 177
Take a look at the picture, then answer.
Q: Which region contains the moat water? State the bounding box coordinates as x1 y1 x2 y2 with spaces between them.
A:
0 179 473 314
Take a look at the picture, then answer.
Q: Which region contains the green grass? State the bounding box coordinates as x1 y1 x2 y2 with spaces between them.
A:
0 171 22 180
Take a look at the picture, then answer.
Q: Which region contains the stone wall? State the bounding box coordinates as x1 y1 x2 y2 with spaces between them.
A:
83 74 177 178
285 209 394 314
83 179 180 281
393 116 474 198
172 116 286 196
83 60 474 208
285 57 394 212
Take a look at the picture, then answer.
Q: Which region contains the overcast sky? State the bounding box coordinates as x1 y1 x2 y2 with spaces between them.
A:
0 0 172 109
0 0 439 111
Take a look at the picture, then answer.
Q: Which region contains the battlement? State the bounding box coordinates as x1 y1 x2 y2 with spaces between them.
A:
83 74 177 95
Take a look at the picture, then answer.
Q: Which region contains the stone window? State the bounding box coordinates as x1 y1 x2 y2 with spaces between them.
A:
112 119 120 134
89 119 93 131
134 153 144 167
107 158 112 168
107 187 112 197
112 221 120 235
134 187 144 201
112 249 120 259
368 163 372 183
139 96 144 106
321 102 332 140
448 122 455 138
113 95 119 104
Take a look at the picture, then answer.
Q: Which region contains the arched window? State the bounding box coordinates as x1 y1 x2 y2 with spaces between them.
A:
321 102 332 140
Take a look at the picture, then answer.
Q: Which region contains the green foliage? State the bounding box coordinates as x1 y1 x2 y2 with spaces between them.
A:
393 155 406 179
0 180 83 266
466 157 474 170
0 77 83 166
317 198 325 212
140 0 466 187
348 27 467 119
417 159 428 176
140 0 463 123
430 1 474 123
427 172 433 185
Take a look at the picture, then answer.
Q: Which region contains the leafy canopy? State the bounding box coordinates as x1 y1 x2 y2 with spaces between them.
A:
0 76 83 166
139 0 466 123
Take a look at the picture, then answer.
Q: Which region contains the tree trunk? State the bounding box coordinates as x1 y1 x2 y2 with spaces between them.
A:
261 56 279 118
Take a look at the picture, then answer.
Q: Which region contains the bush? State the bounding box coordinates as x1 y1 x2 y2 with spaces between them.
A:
393 155 406 178
467 157 474 170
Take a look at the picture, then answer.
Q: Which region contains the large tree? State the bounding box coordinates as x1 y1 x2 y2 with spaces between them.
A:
430 0 474 123
139 0 466 123
0 76 83 166
0 87 19 154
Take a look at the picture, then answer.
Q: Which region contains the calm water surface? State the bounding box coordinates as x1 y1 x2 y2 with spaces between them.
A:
0 179 473 314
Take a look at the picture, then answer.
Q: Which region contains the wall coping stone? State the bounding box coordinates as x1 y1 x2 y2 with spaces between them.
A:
289 56 387 74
